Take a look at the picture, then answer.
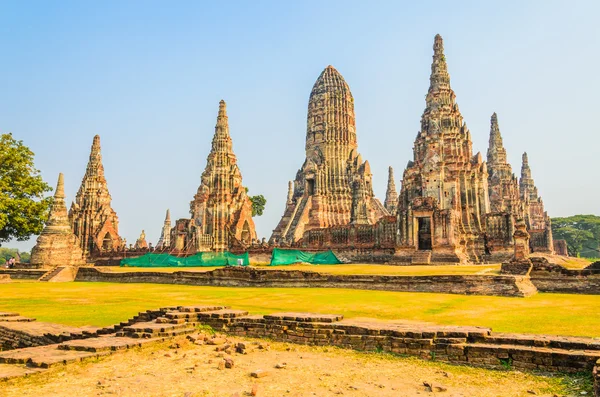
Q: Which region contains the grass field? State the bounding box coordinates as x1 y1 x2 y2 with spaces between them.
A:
108 263 501 275
1 281 599 338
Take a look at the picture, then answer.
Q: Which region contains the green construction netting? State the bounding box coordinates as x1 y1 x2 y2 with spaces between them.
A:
120 252 250 267
269 248 341 266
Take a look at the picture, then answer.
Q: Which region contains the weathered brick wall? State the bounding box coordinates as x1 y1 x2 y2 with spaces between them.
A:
0 326 56 350
530 258 600 294
500 260 533 275
0 269 46 279
76 267 536 297
198 313 600 375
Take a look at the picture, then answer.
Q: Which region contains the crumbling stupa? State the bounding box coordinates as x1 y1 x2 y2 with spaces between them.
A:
30 173 85 268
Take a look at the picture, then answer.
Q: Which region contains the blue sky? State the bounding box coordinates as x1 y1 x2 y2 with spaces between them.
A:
2 0 599 251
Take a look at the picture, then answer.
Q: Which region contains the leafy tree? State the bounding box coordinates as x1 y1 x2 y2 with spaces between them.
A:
0 247 29 263
552 215 600 257
249 195 266 217
0 133 52 246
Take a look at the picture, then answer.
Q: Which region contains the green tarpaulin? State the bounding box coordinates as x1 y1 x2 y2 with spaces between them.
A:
269 248 341 266
120 252 250 267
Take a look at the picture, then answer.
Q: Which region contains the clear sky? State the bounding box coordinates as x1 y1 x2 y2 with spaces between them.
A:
2 0 599 251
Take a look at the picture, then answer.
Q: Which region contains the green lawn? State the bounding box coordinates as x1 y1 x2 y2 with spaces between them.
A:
1 281 599 338
108 263 501 275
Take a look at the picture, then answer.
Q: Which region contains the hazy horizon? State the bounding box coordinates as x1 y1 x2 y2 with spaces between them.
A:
2 0 599 252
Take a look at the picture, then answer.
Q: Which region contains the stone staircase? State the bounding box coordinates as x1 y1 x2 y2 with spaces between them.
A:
0 306 249 380
284 196 311 242
411 250 432 264
38 266 63 281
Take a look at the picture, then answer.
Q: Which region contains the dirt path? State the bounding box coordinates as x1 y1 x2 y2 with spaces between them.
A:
1 335 585 397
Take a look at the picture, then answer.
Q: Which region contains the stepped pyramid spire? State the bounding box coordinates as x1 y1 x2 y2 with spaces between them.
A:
487 113 507 166
188 100 257 252
518 152 554 252
269 65 388 244
416 34 473 164
31 173 85 268
156 209 171 250
519 152 538 200
397 35 489 264
486 113 522 215
69 135 122 255
384 166 398 215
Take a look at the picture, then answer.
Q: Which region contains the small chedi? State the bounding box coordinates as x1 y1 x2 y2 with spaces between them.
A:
384 166 399 216
69 135 122 256
485 113 527 261
520 152 554 253
270 65 388 245
396 34 491 264
30 173 85 268
155 209 171 250
171 100 257 252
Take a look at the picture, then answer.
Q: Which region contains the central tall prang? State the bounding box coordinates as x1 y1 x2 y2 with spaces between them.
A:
397 35 490 263
171 100 257 253
270 66 387 244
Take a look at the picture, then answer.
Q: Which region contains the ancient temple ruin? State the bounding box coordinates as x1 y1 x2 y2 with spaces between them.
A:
69 135 122 256
520 152 554 253
270 65 388 245
30 173 85 268
484 113 526 261
155 209 171 250
396 35 490 264
172 100 257 252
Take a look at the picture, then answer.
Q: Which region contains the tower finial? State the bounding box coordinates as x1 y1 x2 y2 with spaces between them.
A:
55 173 65 199
522 152 529 165
384 166 398 214
165 209 171 223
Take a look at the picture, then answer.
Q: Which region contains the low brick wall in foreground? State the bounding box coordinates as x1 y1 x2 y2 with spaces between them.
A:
187 308 600 385
76 267 537 297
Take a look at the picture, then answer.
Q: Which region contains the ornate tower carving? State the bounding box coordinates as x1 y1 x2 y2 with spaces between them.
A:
186 100 257 252
270 65 387 244
31 173 85 268
396 35 490 264
519 153 554 253
69 135 122 256
486 113 522 214
156 209 171 250
384 166 398 215
484 113 526 260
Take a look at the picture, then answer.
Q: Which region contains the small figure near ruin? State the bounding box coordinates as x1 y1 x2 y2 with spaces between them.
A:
30 173 86 268
134 230 148 250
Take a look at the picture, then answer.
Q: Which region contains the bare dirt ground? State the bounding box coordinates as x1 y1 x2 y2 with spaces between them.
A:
2 334 589 397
